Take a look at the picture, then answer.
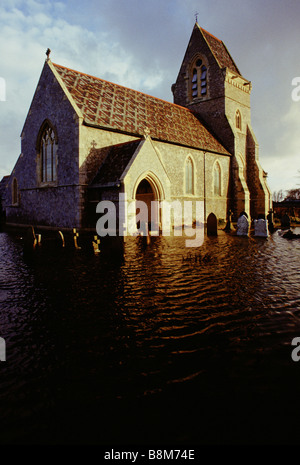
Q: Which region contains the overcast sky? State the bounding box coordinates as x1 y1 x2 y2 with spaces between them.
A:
1 0 300 194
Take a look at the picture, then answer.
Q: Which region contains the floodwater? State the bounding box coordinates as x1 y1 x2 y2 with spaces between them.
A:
0 227 300 445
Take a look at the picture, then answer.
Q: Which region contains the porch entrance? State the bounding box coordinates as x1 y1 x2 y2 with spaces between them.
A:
135 178 159 233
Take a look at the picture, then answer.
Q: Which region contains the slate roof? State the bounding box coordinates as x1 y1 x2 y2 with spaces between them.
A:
91 139 142 186
199 26 241 75
52 62 230 156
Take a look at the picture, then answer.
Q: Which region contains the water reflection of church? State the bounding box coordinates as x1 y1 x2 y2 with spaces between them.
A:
5 22 271 232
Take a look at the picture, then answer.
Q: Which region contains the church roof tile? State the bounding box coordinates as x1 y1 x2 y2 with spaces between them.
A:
52 62 230 155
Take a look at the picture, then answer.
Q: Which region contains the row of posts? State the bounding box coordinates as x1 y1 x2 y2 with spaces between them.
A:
23 210 295 253
23 226 101 254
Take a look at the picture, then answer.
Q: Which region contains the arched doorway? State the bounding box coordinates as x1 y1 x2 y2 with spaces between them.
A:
135 178 160 233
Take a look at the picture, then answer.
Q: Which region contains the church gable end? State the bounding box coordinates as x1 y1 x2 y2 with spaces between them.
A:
6 60 82 228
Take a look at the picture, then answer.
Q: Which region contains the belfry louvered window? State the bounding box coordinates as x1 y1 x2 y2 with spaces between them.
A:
40 124 57 182
191 59 207 99
192 69 198 97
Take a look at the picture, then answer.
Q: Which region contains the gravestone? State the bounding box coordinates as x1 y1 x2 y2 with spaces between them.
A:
254 219 269 237
207 213 217 236
236 213 249 236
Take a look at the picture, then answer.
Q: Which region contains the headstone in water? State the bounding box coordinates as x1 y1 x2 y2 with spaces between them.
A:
254 219 269 237
281 214 290 229
236 214 249 236
207 213 218 236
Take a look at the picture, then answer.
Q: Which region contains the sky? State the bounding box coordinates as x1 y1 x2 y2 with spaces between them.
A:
0 0 300 195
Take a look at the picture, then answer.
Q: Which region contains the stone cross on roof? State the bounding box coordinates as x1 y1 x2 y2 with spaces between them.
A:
144 126 150 138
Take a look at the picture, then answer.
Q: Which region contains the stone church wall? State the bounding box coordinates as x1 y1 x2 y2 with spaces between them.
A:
6 63 81 228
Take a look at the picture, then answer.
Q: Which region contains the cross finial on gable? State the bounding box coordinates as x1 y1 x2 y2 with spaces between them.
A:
144 127 150 138
195 12 199 23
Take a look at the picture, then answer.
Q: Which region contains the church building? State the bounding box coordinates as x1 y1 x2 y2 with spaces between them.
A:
5 22 272 235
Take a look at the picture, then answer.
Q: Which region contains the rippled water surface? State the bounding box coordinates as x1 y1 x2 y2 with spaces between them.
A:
0 228 300 445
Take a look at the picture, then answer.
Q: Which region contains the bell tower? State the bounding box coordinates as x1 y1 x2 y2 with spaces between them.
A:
172 22 272 219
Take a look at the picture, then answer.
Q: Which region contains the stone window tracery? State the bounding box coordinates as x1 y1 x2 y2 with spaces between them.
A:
39 123 57 183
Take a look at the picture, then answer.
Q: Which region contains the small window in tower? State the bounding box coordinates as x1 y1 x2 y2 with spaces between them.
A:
236 110 242 130
191 59 208 100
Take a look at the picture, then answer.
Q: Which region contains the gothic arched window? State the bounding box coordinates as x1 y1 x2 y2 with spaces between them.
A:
190 58 207 99
39 123 57 183
214 162 221 196
185 157 194 195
